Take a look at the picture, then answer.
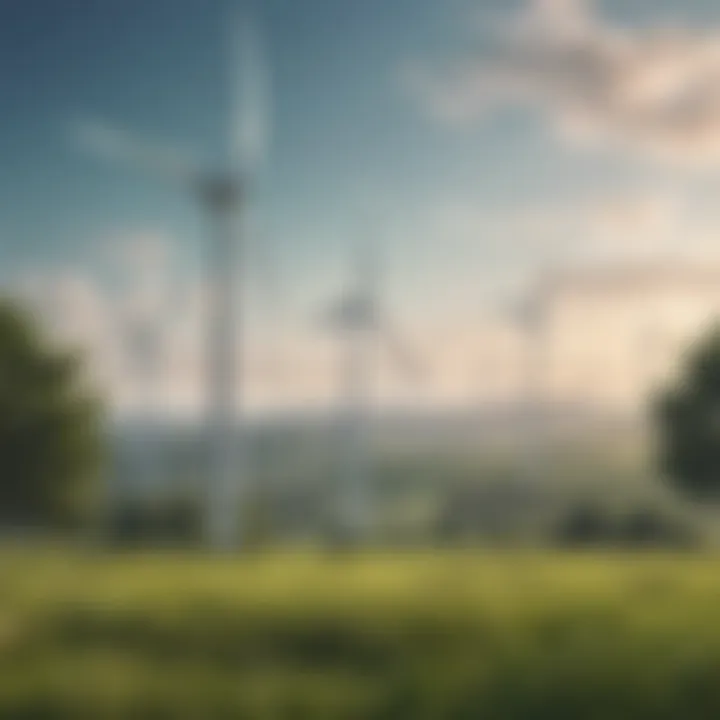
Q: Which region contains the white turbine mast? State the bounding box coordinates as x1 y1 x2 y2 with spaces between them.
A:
75 3 271 550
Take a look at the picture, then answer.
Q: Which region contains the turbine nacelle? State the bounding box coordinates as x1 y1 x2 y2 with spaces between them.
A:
75 118 245 214
196 173 244 213
324 294 379 333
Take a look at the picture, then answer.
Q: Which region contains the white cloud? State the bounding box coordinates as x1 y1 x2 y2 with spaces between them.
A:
410 0 720 167
12 233 485 415
18 195 716 416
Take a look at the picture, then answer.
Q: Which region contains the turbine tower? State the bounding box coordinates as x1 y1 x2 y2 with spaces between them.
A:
75 3 271 550
321 241 419 543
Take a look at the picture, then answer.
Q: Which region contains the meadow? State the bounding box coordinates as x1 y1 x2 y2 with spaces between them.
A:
3 548 720 718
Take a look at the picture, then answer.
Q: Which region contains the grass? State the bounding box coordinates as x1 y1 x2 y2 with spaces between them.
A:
3 547 720 717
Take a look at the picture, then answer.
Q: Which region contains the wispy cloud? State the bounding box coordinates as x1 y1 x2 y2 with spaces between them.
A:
408 0 720 167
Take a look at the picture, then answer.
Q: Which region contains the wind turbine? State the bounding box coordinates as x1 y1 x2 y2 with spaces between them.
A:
75 4 271 550
116 286 169 502
107 240 186 504
498 274 552 485
321 240 420 544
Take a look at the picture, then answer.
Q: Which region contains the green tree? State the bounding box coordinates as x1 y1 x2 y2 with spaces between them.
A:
655 322 720 501
0 298 103 530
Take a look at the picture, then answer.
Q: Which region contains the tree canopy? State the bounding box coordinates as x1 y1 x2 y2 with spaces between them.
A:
0 298 103 530
655 322 720 501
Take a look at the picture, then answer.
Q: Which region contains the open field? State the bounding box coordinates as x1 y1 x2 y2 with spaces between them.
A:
3 548 720 718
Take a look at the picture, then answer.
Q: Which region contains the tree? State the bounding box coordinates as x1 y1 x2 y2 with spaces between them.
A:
553 502 617 547
0 298 103 530
655 322 720 502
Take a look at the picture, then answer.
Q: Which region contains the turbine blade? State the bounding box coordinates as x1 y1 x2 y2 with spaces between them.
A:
74 118 200 185
228 6 271 176
349 236 422 376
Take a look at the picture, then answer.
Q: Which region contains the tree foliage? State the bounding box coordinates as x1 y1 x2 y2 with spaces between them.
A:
0 298 103 529
655 322 720 501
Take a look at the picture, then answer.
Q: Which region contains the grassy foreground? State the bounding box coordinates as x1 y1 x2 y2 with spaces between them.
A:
3 549 720 718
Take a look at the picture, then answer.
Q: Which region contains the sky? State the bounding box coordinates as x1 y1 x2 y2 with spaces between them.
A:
5 0 720 414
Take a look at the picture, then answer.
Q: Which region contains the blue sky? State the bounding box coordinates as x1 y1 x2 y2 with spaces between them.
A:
0 0 520 341
6 0 720 410
3 0 718 278
1 0 467 268
0 2 666 266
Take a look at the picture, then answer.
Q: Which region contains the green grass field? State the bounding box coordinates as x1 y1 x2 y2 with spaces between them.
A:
3 548 720 718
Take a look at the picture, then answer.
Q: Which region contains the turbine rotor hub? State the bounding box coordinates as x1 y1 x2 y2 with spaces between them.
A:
198 174 243 212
